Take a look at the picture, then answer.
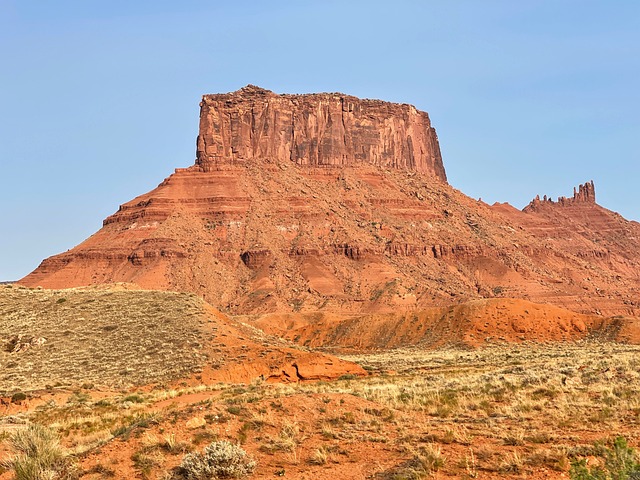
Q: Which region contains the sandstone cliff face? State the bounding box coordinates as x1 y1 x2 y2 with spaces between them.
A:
196 85 447 182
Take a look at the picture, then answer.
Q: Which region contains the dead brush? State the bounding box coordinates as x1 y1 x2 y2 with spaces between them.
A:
390 443 445 478
499 451 524 474
320 423 339 440
309 446 330 465
441 425 472 445
246 410 276 430
502 431 525 446
259 420 300 454
131 448 164 479
65 430 112 455
83 462 116 478
160 433 190 454
525 447 570 471
111 412 161 440
458 448 477 478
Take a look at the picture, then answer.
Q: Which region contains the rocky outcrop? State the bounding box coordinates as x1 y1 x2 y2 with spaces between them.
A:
196 85 447 182
524 181 596 211
572 180 596 203
240 249 272 269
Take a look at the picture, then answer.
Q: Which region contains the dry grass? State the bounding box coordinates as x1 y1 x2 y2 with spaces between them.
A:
5 424 77 480
3 299 640 478
302 342 640 475
0 285 208 392
335 342 640 429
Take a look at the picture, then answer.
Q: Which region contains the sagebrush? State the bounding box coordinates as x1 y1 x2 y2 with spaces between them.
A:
570 436 640 480
175 440 256 479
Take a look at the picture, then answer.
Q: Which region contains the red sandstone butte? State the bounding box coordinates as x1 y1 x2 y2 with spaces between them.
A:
19 86 640 318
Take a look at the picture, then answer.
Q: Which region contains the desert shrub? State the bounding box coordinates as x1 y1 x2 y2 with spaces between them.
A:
570 436 640 479
11 392 27 403
175 440 256 479
122 393 146 404
7 424 77 480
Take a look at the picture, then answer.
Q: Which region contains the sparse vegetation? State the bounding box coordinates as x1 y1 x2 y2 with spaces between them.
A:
174 440 256 479
388 444 445 479
132 447 164 479
160 433 190 454
4 343 640 478
570 436 640 480
259 421 300 454
309 446 329 465
0 287 207 392
111 412 161 439
3 285 640 479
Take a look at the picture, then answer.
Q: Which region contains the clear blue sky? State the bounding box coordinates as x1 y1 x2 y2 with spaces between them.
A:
1 1 638 281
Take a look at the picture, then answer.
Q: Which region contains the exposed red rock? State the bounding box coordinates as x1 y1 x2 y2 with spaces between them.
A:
196 85 446 180
188 305 366 385
19 86 640 320
524 180 596 210
250 298 640 350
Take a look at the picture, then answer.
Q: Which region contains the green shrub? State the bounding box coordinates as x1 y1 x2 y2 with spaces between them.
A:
7 424 77 480
122 393 145 404
570 436 640 479
175 440 256 479
11 392 27 403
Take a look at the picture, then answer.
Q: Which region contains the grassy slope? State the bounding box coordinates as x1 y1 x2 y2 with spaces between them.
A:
0 285 208 392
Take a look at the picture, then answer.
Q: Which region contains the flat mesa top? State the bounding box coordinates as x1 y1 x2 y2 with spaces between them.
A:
196 85 445 179
201 84 422 111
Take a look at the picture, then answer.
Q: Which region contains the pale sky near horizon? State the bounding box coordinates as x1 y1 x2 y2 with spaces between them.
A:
1 1 638 280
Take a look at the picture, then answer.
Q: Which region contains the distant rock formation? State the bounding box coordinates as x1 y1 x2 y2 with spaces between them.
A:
572 180 596 204
196 85 447 182
524 181 596 211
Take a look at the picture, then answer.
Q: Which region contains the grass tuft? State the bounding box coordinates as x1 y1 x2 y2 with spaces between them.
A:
6 424 77 480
